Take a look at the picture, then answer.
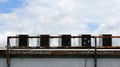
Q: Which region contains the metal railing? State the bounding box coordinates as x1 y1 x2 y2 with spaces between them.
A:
6 35 120 67
6 35 120 48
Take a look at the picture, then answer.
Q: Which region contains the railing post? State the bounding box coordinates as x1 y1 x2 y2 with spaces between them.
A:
6 37 10 67
94 37 97 67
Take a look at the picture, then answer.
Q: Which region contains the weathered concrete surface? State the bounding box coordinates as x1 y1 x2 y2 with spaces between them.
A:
0 58 120 67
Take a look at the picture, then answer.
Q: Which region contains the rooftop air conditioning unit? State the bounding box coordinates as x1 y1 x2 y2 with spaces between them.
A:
37 34 50 47
99 34 112 46
16 34 29 47
80 34 91 47
59 34 71 47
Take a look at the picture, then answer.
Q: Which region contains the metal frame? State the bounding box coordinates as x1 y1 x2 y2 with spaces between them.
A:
6 35 120 67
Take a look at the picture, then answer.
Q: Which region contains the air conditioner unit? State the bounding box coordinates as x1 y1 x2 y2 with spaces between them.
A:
37 34 50 47
59 34 71 47
81 34 91 47
16 34 29 47
99 34 112 46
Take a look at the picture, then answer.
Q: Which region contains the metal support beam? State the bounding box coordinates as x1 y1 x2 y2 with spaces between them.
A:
94 37 97 67
6 37 10 67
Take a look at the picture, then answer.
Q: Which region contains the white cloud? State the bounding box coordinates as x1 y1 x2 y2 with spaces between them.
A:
95 14 120 35
1 0 120 46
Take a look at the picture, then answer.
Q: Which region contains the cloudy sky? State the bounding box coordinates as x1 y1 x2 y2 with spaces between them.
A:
0 0 120 47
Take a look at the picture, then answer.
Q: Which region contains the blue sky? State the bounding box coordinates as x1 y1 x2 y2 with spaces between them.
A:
0 0 22 13
87 23 99 31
